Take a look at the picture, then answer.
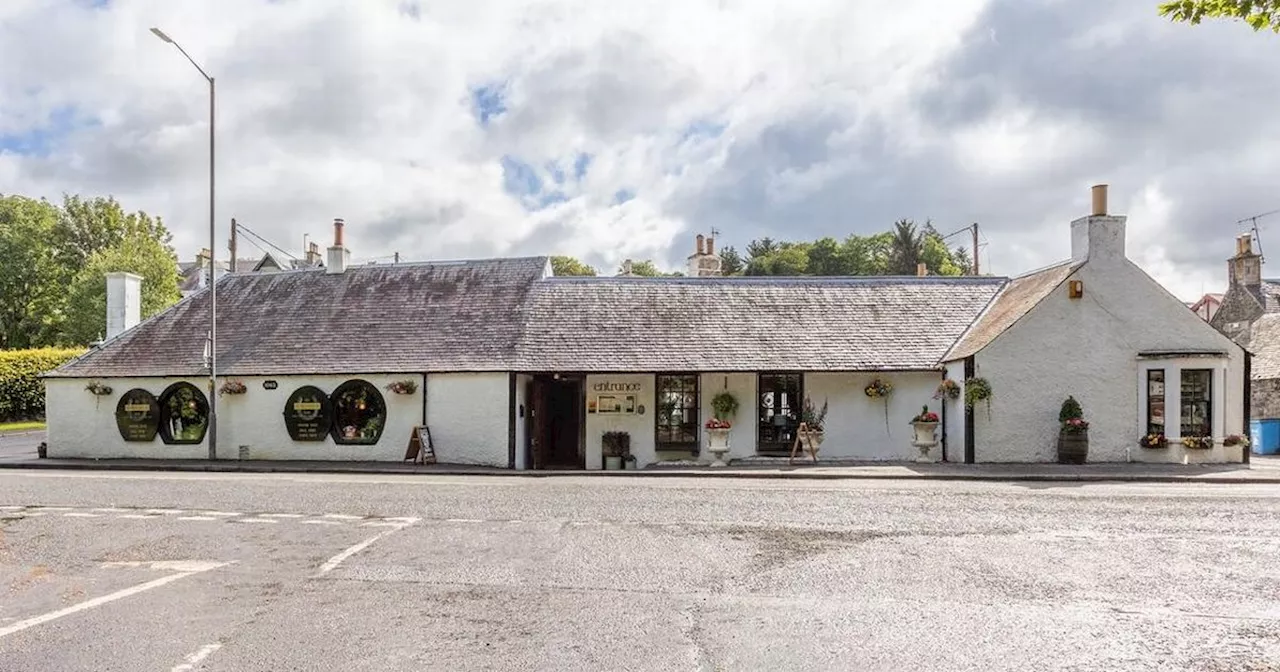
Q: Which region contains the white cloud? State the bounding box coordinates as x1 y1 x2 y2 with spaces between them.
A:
0 0 1278 300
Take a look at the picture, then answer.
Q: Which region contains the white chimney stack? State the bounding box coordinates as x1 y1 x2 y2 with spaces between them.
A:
105 272 142 339
1071 183 1127 264
327 218 350 274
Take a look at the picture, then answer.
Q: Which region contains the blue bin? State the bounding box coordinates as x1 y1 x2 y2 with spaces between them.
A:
1250 419 1280 455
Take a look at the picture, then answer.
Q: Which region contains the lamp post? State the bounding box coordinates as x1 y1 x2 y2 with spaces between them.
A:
152 27 217 460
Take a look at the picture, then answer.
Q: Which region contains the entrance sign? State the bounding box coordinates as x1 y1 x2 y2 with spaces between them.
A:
283 386 332 441
115 388 159 442
403 426 436 464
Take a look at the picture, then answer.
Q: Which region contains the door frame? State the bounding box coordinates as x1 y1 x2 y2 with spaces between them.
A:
525 373 586 470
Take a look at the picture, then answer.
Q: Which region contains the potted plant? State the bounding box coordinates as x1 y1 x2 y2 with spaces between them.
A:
1056 396 1089 464
933 379 960 401
1182 435 1212 450
602 431 630 470
910 405 940 461
800 396 829 449
1138 433 1168 449
704 417 732 467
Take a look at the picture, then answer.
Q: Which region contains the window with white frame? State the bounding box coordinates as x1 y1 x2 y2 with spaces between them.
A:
1180 369 1213 438
1137 356 1225 442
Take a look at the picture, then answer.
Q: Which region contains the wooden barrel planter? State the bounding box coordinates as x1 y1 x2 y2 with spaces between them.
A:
1057 430 1088 464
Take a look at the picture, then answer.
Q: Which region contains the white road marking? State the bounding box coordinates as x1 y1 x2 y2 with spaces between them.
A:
145 509 186 515
118 514 157 519
0 561 229 639
171 642 222 672
259 513 304 518
0 505 25 511
301 520 343 526
102 560 228 572
234 518 278 524
322 514 364 520
62 512 99 518
37 507 72 512
445 518 483 523
91 508 129 513
22 512 45 517
384 516 421 524
196 511 240 517
360 521 403 528
176 516 218 521
313 521 416 577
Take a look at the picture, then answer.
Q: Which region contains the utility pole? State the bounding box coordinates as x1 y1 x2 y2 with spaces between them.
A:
972 222 979 276
229 218 237 273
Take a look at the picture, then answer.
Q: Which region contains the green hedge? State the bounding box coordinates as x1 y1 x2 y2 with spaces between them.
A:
0 348 85 422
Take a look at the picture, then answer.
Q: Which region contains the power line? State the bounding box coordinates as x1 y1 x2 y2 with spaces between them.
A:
234 222 298 261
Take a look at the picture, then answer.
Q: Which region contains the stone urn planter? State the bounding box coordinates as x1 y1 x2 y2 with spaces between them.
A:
705 427 732 467
911 421 938 462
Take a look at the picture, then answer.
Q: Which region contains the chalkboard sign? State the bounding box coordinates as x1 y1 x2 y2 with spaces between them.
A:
115 388 159 442
283 385 332 441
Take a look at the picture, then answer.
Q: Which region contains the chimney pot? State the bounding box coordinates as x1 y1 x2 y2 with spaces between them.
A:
333 218 345 247
1091 184 1108 217
706 237 715 256
696 234 705 255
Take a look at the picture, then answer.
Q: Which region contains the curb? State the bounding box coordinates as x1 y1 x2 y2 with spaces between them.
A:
0 460 1277 484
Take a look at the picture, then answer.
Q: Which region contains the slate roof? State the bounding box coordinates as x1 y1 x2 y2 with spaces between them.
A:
49 257 550 377
944 260 1082 361
518 276 1006 372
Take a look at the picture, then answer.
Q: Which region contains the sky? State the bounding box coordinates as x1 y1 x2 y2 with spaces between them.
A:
1 0 1278 300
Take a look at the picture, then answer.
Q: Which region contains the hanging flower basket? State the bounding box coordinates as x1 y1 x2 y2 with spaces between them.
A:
933 379 961 401
84 381 113 396
964 377 993 419
218 380 247 396
385 379 419 395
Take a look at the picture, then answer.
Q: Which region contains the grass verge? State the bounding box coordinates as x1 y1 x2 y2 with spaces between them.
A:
0 421 45 433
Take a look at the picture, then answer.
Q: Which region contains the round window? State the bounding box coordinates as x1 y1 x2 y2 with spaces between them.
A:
329 380 386 445
283 385 333 442
115 388 160 442
158 382 210 445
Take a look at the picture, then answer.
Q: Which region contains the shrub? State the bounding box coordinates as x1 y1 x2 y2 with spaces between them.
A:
0 348 85 421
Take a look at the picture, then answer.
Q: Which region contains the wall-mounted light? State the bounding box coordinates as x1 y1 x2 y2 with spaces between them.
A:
1068 280 1084 299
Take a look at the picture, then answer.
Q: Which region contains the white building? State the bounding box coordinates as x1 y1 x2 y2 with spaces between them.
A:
42 186 1251 467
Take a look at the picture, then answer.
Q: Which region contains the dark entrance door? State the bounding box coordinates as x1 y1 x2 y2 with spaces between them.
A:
527 375 583 469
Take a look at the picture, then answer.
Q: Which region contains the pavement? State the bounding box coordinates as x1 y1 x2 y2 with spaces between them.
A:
2 469 1279 670
4 428 1280 483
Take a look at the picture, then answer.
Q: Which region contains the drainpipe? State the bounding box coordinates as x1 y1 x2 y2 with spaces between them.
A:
1244 351 1252 465
939 370 948 462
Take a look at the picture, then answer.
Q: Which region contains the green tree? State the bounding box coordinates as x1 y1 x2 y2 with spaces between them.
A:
1159 0 1280 31
718 246 745 275
550 255 597 276
746 242 810 276
0 196 63 349
62 233 182 345
887 219 925 275
55 195 172 273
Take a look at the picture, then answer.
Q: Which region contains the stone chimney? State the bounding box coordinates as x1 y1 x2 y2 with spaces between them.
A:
686 233 723 277
620 259 634 277
306 242 323 267
1070 184 1127 264
326 218 350 274
105 272 142 340
1227 233 1262 291
916 263 927 277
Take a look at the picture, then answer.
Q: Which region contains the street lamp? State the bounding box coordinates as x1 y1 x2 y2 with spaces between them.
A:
152 26 218 460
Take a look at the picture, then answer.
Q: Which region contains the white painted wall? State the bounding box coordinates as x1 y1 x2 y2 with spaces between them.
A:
804 372 943 461
699 373 757 461
514 374 531 469
964 259 1245 463
426 373 511 467
584 374 654 470
47 372 515 466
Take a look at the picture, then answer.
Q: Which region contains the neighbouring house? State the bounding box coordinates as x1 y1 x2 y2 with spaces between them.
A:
1207 234 1280 453
1188 293 1224 321
42 187 1250 467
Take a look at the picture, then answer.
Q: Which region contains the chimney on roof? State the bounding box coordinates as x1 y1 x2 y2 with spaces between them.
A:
620 259 634 276
686 232 723 278
1228 232 1261 291
327 218 350 274
105 272 142 340
1070 183 1127 264
916 263 927 277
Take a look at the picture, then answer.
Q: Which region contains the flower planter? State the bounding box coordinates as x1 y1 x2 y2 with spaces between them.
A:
911 421 938 462
706 427 732 467
604 455 622 470
1057 430 1089 464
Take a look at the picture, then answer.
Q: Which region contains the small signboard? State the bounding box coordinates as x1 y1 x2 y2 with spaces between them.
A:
404 426 435 464
283 386 332 441
114 388 159 442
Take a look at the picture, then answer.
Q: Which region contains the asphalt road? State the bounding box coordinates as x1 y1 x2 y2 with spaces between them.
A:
0 431 40 462
1 471 1279 671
